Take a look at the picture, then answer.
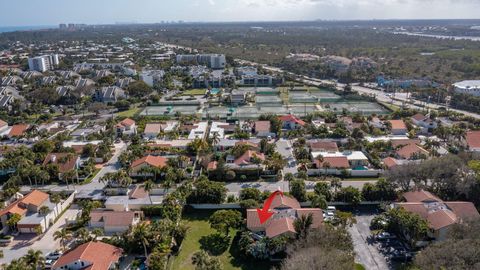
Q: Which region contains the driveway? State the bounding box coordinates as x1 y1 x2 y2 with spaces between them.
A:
349 213 390 270
275 139 298 175
0 207 80 265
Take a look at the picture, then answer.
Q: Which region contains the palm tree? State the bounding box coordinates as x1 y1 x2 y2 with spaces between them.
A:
143 180 154 205
38 206 51 232
91 228 104 241
211 131 221 147
330 177 342 194
133 223 151 258
53 228 72 251
24 249 45 269
6 213 21 233
293 213 313 239
75 227 90 243
310 194 327 209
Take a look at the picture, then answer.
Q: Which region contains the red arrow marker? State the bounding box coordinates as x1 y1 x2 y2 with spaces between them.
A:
256 190 283 224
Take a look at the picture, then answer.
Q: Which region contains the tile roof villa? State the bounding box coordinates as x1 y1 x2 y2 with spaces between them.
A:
393 190 480 241
247 195 323 238
53 241 123 270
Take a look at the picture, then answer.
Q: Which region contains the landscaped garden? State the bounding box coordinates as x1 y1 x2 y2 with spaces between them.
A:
172 210 271 270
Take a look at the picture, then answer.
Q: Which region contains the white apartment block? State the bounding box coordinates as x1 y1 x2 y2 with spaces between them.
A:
28 54 60 72
176 54 226 69
453 80 480 96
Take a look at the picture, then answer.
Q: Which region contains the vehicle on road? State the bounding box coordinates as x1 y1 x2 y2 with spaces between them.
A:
46 251 63 260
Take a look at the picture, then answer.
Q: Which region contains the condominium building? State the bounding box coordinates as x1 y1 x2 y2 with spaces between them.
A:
176 54 226 69
28 54 59 72
453 80 480 96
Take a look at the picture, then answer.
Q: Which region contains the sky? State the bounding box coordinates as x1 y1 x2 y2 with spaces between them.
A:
0 0 479 26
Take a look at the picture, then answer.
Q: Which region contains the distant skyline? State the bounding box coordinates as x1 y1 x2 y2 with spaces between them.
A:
1 0 480 26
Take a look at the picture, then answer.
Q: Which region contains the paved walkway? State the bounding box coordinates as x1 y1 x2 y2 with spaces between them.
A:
0 207 80 265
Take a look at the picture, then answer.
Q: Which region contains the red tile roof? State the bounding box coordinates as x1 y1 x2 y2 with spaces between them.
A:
8 124 29 137
402 190 441 203
144 123 162 134
119 118 135 127
254 121 271 132
445 202 480 220
411 113 427 122
90 210 138 227
0 119 7 129
383 157 399 169
266 217 296 238
42 153 79 173
0 190 49 217
246 195 323 238
314 156 350 169
279 115 306 126
308 141 338 152
128 185 149 199
389 120 407 130
131 155 168 169
53 241 123 270
466 131 480 150
234 150 265 166
396 143 429 159
207 161 217 171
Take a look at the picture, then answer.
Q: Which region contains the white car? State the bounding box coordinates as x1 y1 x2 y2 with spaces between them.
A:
327 206 336 212
46 251 62 260
45 259 55 269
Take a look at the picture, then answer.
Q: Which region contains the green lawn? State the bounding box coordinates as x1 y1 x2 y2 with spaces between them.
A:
172 210 271 270
117 107 142 118
181 89 206 96
80 169 101 185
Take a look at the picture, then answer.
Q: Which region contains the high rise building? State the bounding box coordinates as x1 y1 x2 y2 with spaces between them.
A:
28 54 60 72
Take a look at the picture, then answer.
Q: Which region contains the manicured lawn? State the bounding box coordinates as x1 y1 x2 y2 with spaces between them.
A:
117 107 142 118
173 210 271 270
80 169 101 185
181 89 206 96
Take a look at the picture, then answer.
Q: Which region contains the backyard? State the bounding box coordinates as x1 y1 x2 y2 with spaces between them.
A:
172 210 271 270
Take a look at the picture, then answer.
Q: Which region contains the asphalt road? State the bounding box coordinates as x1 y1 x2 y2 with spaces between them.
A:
349 213 390 270
275 139 298 175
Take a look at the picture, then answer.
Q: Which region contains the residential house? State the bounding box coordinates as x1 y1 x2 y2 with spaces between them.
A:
42 153 80 180
247 195 322 238
105 185 163 211
396 143 429 160
230 89 247 105
466 131 480 152
116 118 137 137
0 190 59 234
253 121 275 138
94 86 126 103
130 155 168 177
53 241 123 270
89 210 142 234
7 124 29 139
389 120 408 135
279 115 306 130
308 140 338 152
0 119 8 134
411 114 437 134
393 190 480 241
144 123 162 140
224 150 265 172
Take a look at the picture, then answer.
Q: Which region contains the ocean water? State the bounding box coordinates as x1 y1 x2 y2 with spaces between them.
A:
0 26 56 33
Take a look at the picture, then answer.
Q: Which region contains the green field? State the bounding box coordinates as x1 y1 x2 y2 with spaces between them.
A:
181 89 206 96
172 210 271 270
117 107 142 118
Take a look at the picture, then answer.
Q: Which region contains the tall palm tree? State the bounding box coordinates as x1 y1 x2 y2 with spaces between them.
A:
211 131 220 147
293 213 313 239
133 223 151 258
143 180 154 204
330 177 342 194
75 227 90 243
23 249 45 269
53 228 72 251
38 206 50 232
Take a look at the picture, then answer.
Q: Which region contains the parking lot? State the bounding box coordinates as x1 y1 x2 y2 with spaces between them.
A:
349 213 390 270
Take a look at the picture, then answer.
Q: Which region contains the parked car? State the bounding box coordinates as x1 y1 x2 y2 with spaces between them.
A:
376 232 397 241
45 259 55 269
327 206 336 212
46 251 63 260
